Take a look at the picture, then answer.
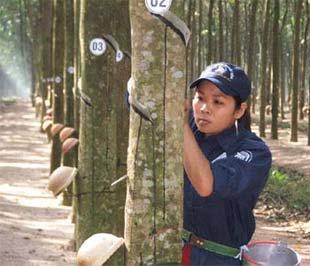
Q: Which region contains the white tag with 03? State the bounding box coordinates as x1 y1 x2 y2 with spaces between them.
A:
89 38 107 56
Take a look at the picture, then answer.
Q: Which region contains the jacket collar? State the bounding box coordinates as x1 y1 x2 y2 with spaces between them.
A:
204 124 247 152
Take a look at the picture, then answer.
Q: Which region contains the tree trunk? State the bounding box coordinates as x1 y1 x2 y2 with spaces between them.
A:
76 2 130 265
259 0 271 137
24 0 42 108
18 0 28 98
190 0 196 81
290 0 302 142
72 0 81 243
218 0 224 61
224 1 230 60
113 0 131 182
186 0 193 84
73 0 81 164
39 0 53 124
300 1 309 120
231 0 241 65
246 0 258 128
197 0 203 73
271 0 280 139
124 1 185 264
308 74 310 146
207 0 215 65
62 0 75 206
279 0 289 120
50 0 64 173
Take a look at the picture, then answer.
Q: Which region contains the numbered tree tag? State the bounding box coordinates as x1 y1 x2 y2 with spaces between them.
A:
68 66 75 74
89 38 107 56
116 50 124 62
55 76 62 84
145 0 172 14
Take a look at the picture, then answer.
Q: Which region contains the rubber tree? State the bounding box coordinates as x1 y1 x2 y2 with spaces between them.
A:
279 1 289 120
76 1 130 265
62 0 75 206
271 0 280 140
231 0 241 65
39 0 53 121
73 0 81 164
259 0 271 138
124 1 185 264
246 0 258 119
71 0 80 231
218 0 224 61
207 0 215 65
24 0 42 108
290 0 302 142
50 0 64 173
71 0 81 232
300 1 309 120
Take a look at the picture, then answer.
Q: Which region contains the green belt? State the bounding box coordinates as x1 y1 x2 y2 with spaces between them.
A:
182 229 240 259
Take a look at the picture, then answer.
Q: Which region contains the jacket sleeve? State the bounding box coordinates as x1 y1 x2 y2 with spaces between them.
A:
210 146 272 199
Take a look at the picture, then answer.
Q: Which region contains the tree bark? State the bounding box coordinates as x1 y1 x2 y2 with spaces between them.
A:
259 0 271 138
271 0 280 140
62 0 75 206
76 1 130 265
300 1 309 120
218 0 224 61
207 0 215 65
279 0 289 120
39 0 53 124
231 0 241 65
290 0 302 142
197 0 203 73
50 0 64 173
124 1 185 264
246 0 258 128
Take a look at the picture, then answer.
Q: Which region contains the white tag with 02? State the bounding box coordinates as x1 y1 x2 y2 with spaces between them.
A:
145 0 172 14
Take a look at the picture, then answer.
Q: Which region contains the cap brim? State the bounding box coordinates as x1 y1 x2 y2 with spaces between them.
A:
189 77 236 98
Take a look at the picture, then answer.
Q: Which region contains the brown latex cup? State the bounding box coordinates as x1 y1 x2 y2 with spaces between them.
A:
47 166 78 197
51 123 65 137
46 108 53 116
42 120 53 132
62 137 79 154
59 127 75 143
43 115 52 122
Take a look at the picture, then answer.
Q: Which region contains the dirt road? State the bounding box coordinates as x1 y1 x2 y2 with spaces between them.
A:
0 100 75 265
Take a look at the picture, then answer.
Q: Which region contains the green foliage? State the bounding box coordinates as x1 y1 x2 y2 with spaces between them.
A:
0 0 22 62
0 0 35 94
0 96 17 105
262 168 310 213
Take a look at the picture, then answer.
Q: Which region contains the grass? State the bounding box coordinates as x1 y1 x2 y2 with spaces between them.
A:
0 96 17 105
260 167 310 215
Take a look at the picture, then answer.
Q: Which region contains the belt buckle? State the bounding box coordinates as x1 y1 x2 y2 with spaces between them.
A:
189 234 205 248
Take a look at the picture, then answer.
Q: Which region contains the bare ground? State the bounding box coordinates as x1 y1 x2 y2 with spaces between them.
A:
251 122 310 265
0 100 309 265
0 100 75 265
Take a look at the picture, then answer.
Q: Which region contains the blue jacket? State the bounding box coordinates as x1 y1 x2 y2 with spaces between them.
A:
183 118 272 265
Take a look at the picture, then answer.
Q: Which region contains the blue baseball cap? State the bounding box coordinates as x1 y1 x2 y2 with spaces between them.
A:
189 62 251 102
